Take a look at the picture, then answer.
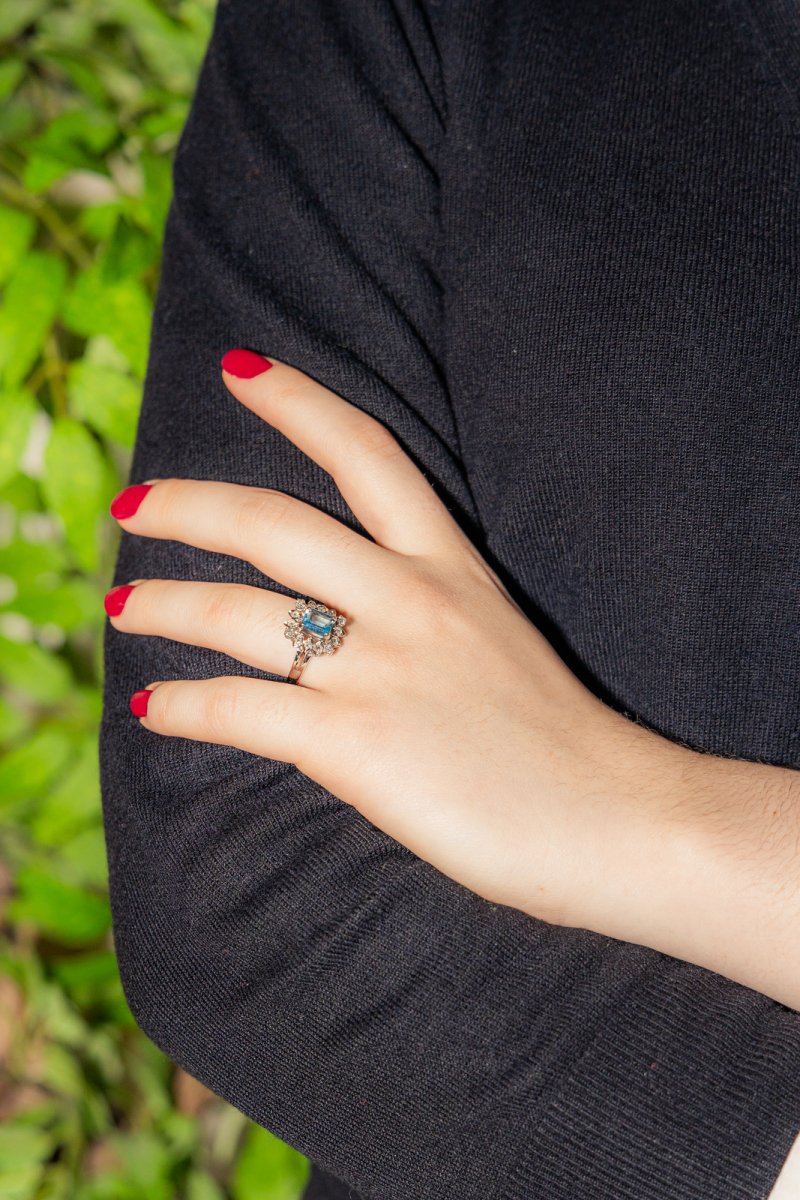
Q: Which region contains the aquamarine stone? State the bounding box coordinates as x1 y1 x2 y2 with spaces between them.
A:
302 609 334 637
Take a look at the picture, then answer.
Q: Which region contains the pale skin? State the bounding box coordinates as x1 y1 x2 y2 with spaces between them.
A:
108 352 800 1191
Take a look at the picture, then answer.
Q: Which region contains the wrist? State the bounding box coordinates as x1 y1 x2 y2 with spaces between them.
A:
578 716 800 1007
662 747 800 1005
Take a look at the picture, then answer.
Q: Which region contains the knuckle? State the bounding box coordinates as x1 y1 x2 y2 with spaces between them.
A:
202 585 248 634
327 521 364 559
299 699 366 779
233 488 293 543
405 562 459 615
201 681 241 737
343 416 403 466
252 679 290 728
400 560 479 642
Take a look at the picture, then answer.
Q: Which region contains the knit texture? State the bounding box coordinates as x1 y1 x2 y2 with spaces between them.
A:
99 2 800 1197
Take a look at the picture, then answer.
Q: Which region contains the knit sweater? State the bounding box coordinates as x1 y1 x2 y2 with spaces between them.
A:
99 2 800 1197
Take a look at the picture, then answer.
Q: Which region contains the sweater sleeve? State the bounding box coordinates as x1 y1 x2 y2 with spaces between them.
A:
98 2 800 1198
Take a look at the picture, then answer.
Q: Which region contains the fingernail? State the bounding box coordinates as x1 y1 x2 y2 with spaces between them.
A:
104 584 136 616
110 483 154 520
130 688 153 718
221 348 273 378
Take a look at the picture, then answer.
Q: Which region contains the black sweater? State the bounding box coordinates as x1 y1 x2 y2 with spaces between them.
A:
99 2 800 1197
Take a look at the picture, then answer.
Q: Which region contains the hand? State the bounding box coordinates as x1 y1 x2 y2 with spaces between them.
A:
105 349 684 930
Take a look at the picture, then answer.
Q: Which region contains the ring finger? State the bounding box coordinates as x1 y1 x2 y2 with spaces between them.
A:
104 577 349 688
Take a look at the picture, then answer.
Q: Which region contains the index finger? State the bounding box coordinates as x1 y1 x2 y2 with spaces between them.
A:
220 348 463 558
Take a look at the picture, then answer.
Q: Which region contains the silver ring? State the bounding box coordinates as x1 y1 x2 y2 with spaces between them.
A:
283 597 347 684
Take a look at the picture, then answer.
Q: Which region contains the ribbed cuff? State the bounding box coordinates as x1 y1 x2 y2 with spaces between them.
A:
503 962 800 1200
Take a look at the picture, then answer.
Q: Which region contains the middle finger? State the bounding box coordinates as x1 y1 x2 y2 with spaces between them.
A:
110 477 390 607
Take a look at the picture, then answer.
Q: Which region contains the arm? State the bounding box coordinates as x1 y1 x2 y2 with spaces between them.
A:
106 355 800 1014
513 705 800 1011
100 2 800 1197
595 726 800 1012
771 1134 800 1199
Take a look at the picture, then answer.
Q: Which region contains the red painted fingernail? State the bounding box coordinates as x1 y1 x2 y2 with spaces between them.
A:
130 689 152 718
104 584 136 616
221 348 273 378
110 483 153 520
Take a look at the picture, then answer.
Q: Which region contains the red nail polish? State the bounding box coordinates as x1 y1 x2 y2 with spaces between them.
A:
221 348 273 378
110 483 153 520
130 689 152 717
104 584 135 616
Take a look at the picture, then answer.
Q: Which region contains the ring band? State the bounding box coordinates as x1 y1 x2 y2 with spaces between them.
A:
284 597 346 684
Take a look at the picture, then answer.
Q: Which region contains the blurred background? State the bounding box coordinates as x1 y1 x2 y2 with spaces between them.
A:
0 2 309 1196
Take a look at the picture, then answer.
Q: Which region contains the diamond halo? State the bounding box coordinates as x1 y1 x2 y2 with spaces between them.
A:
283 597 347 659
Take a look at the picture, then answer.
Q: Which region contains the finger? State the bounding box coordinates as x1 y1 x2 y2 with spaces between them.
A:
130 674 323 764
220 349 465 558
105 578 346 688
109 476 389 609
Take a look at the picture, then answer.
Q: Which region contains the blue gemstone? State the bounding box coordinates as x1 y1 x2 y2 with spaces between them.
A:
302 609 334 637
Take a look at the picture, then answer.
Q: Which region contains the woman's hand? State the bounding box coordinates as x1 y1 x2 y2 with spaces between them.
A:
106 347 800 1011
106 348 659 931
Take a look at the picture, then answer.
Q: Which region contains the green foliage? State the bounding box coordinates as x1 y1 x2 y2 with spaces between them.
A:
0 3 310 1196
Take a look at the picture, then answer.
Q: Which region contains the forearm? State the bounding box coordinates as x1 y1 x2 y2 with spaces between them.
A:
771 1132 800 1199
567 712 800 1010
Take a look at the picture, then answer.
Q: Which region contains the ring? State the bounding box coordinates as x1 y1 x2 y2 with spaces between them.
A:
283 597 347 684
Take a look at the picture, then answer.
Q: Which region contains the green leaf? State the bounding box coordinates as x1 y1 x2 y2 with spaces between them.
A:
0 539 68 596
38 53 109 107
158 1110 196 1159
35 8 98 50
0 1164 44 1200
0 1115 57 1199
0 694 29 744
78 202 121 242
31 736 100 843
106 1131 173 1200
57 826 108 889
94 0 201 94
41 417 111 572
0 58 24 103
186 1172 225 1200
128 1040 173 1121
24 109 118 164
0 725 73 811
138 102 189 142
23 153 77 194
0 253 67 388
83 334 131 372
67 361 141 448
61 264 151 378
35 979 89 1047
53 949 117 991
99 218 158 283
52 953 130 1028
232 1127 310 1200
0 1123 52 1170
0 636 73 703
8 864 111 944
125 152 172 237
0 0 48 40
0 472 40 511
5 577 100 634
0 96 36 143
0 391 36 486
0 208 36 285
40 1041 87 1099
